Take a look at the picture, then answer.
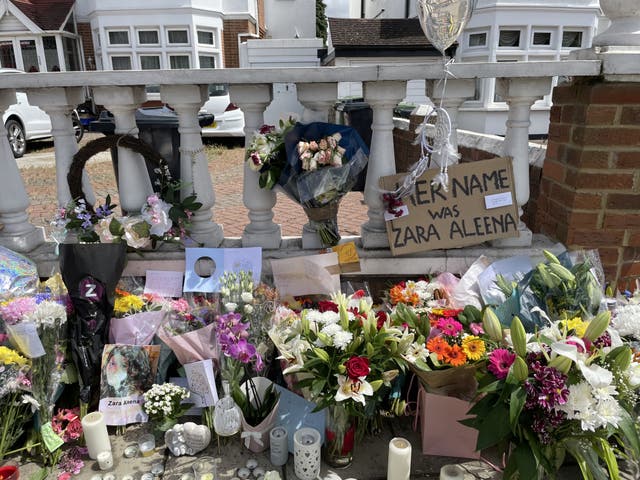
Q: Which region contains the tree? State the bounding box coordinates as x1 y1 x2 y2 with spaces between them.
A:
316 0 328 44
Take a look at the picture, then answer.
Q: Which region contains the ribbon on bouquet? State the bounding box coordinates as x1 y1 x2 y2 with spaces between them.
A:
241 430 265 449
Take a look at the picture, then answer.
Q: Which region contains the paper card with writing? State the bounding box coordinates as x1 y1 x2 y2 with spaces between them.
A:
6 322 46 358
223 247 262 284
171 376 203 416
184 359 218 407
379 157 520 255
271 252 340 298
183 248 225 293
144 270 184 297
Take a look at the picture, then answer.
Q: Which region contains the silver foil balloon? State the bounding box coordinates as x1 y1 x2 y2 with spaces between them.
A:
417 0 476 54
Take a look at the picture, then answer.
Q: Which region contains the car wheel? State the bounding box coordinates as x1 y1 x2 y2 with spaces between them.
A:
72 113 84 143
5 119 26 158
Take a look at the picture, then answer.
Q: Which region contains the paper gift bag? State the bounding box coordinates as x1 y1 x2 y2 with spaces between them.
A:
157 322 218 365
417 386 480 459
109 311 165 345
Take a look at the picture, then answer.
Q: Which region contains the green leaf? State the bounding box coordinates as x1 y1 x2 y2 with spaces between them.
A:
617 408 640 459
109 217 123 236
593 437 619 480
509 387 526 433
513 442 538 480
475 403 512 450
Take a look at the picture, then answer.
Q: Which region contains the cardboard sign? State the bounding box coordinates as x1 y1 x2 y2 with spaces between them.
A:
380 157 519 255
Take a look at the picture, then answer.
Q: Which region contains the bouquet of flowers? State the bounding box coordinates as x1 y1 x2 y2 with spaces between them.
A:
142 383 192 432
109 287 164 345
0 346 32 462
52 160 202 250
248 121 369 246
463 308 640 479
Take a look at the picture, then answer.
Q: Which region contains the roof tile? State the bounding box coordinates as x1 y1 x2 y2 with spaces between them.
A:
10 0 74 31
328 17 432 48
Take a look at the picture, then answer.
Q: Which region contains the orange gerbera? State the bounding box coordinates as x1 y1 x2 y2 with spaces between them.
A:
461 336 486 361
426 337 451 361
389 285 419 306
444 344 467 367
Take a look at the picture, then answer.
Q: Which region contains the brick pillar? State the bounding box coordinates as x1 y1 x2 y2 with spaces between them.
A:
535 79 640 290
222 20 256 68
77 22 96 71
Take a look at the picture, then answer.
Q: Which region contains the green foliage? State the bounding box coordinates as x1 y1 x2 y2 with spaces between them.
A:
316 0 328 45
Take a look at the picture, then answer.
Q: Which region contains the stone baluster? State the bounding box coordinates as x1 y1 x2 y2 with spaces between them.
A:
161 85 223 247
0 90 45 252
25 87 95 207
229 84 281 249
426 79 476 152
492 77 553 247
361 81 405 249
92 86 153 213
296 82 338 248
593 0 640 46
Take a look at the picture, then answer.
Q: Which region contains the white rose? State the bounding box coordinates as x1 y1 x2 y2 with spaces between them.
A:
121 216 152 250
142 198 173 237
94 216 117 243
241 292 254 303
225 302 237 312
244 304 254 314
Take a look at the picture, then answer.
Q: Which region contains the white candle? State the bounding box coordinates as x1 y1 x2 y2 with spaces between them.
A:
270 426 289 467
387 437 411 480
293 428 321 480
81 412 111 459
97 451 114 470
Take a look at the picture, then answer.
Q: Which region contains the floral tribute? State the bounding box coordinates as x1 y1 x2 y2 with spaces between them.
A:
247 119 297 189
142 383 191 432
52 162 202 249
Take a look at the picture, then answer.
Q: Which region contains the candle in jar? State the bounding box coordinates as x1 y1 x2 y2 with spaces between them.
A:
81 412 111 459
97 451 114 470
387 437 411 480
270 427 288 466
138 433 156 457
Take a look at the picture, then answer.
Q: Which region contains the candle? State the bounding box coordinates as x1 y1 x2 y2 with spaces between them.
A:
81 412 111 460
270 427 288 467
97 451 114 470
439 464 465 480
192 456 217 480
293 428 321 480
138 433 156 457
387 437 411 480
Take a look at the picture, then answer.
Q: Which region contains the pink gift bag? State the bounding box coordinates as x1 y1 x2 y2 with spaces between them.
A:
417 385 480 459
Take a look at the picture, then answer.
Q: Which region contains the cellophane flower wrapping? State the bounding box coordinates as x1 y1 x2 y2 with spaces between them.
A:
0 346 32 462
278 122 369 246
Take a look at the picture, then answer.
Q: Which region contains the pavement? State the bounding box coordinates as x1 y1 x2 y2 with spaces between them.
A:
16 134 369 240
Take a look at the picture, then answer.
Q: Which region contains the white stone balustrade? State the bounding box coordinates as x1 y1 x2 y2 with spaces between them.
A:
92 86 154 214
426 79 476 152
0 60 606 254
25 87 95 207
229 84 281 248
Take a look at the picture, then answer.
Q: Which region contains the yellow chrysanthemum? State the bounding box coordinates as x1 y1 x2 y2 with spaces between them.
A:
0 346 27 366
461 335 486 361
114 294 145 314
563 317 587 338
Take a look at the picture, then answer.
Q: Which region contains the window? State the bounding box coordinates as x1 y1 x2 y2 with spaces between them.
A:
532 32 551 46
208 84 228 96
111 56 132 70
138 30 159 45
468 32 486 47
140 55 160 69
169 55 190 69
167 29 189 44
0 40 16 68
197 30 215 45
43 36 59 71
63 37 80 71
199 55 215 69
498 30 521 47
108 30 129 45
562 31 583 48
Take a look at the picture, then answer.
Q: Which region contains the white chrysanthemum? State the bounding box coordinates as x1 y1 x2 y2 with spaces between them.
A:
595 397 623 429
320 311 340 325
612 304 640 339
306 310 324 325
241 292 254 303
320 323 342 337
332 330 353 350
626 361 640 387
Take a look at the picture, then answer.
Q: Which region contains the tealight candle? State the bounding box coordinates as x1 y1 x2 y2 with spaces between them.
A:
269 427 288 467
192 456 217 480
97 451 114 471
293 428 321 480
123 445 138 458
387 437 411 480
439 464 465 480
81 412 111 459
151 462 164 476
103 474 116 480
138 434 156 457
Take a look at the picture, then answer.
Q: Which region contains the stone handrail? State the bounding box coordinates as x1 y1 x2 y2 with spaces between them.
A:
0 59 605 255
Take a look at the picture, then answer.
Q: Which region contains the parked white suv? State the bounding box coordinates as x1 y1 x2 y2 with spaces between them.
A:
1 68 83 158
200 84 245 138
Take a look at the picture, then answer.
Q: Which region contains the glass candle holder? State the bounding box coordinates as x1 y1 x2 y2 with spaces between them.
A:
138 433 156 457
192 456 217 480
97 450 114 470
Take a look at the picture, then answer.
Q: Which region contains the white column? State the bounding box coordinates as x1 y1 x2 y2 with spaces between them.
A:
0 90 45 252
25 87 95 207
229 84 282 249
426 79 475 151
593 0 640 47
296 83 339 248
92 86 153 214
361 81 405 249
491 77 553 248
161 84 223 247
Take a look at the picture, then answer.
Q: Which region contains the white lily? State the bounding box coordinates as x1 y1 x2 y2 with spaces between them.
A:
334 374 373 405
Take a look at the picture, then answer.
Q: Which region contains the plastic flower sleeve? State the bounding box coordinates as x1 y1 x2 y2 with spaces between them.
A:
0 245 39 302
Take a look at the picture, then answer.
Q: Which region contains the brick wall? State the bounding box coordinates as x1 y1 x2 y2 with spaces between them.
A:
77 22 96 71
222 20 256 68
534 79 640 291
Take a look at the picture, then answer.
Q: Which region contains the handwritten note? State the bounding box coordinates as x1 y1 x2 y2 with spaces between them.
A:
271 252 340 297
144 270 184 297
184 359 219 407
7 322 45 358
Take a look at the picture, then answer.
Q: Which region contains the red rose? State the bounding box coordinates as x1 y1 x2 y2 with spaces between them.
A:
344 356 370 379
318 300 338 313
375 311 388 330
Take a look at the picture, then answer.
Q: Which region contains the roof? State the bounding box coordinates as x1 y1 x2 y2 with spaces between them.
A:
328 17 433 49
10 0 75 31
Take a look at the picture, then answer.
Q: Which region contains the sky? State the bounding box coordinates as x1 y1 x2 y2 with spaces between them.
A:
324 0 350 18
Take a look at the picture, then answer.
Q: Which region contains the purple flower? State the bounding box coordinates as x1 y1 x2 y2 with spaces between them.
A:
0 297 37 324
593 331 612 348
525 363 569 411
469 322 484 335
229 338 257 363
95 204 112 218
